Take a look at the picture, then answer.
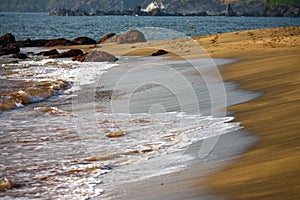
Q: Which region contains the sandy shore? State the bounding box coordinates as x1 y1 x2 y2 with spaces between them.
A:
63 26 300 199
197 26 300 199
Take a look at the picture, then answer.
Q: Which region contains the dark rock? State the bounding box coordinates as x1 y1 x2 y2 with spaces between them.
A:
50 49 83 58
45 38 76 47
10 53 28 59
72 37 96 45
0 33 16 46
72 53 88 62
225 4 237 16
133 6 142 15
17 38 50 47
284 6 300 17
83 51 118 62
0 45 20 56
151 49 169 56
98 33 117 44
36 49 59 56
50 9 89 16
104 30 146 44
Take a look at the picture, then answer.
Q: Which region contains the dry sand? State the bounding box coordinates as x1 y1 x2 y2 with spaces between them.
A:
65 26 300 199
197 26 300 199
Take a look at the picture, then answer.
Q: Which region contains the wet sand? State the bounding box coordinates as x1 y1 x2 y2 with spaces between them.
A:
197 26 300 199
64 26 300 199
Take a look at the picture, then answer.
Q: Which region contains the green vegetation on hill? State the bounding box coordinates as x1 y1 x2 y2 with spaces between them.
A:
265 0 300 8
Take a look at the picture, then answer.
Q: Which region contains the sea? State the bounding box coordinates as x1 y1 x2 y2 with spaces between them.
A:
0 12 299 199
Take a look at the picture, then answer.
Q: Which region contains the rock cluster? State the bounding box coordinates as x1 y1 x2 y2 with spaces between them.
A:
0 30 146 62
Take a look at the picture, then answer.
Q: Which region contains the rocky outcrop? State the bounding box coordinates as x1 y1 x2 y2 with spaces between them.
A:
50 8 89 16
72 37 97 45
0 33 19 56
225 4 237 16
45 38 76 47
0 33 16 46
103 30 146 44
74 51 117 62
264 5 300 17
50 49 83 58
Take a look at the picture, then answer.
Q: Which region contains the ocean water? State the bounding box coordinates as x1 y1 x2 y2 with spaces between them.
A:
0 13 297 199
1 12 300 41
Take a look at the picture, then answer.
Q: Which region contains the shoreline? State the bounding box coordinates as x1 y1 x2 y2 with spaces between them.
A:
196 26 300 199
94 26 300 199
1 25 298 198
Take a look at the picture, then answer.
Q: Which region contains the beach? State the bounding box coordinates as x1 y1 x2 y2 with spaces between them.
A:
88 26 300 199
1 23 299 199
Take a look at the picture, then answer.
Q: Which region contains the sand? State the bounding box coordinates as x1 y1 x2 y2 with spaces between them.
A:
197 26 300 199
62 26 300 199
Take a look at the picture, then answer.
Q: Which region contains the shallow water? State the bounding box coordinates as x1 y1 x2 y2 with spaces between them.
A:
0 51 258 199
0 13 270 198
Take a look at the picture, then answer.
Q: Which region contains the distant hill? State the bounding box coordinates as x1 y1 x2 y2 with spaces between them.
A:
0 0 299 16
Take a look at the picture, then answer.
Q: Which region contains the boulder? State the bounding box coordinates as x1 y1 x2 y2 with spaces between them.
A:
0 33 16 46
36 49 59 56
45 38 76 47
98 33 116 44
72 37 96 45
10 53 28 59
151 49 169 56
0 45 20 56
72 53 88 62
83 51 118 62
104 30 146 44
50 49 83 58
17 38 50 47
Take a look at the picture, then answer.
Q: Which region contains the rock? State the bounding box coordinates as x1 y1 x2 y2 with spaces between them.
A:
104 30 146 44
10 53 28 59
72 37 96 45
36 49 59 56
284 6 300 17
0 45 20 56
98 33 116 44
50 49 83 58
17 38 50 47
151 49 169 56
72 53 88 62
0 33 16 46
83 51 118 62
45 38 76 47
225 3 237 16
0 178 22 191
106 131 126 138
